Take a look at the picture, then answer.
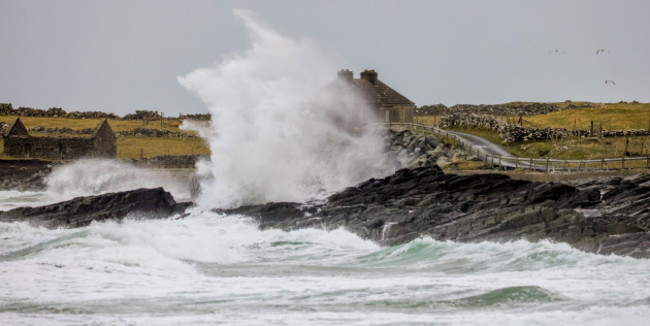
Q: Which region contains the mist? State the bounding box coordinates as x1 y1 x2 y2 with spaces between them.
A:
46 159 191 201
178 9 393 208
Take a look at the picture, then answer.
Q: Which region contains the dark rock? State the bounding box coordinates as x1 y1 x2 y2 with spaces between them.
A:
0 187 191 228
223 165 650 258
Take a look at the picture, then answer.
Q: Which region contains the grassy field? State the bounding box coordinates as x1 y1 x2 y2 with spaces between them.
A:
413 102 650 160
523 102 650 131
0 116 191 133
117 136 209 160
1 116 210 160
446 126 650 160
414 102 650 131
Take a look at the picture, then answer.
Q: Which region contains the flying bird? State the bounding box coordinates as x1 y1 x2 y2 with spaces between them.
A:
596 49 610 55
605 79 616 85
548 49 565 54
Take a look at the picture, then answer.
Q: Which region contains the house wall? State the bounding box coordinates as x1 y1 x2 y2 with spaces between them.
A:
379 105 414 124
93 123 117 157
2 120 117 160
3 136 96 160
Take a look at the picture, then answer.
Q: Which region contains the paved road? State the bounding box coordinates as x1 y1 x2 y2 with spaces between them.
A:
447 130 546 170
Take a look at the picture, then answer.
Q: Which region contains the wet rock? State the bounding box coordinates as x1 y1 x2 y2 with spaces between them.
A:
225 165 650 258
0 187 191 228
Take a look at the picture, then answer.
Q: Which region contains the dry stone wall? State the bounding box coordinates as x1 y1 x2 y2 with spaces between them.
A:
439 113 650 143
116 128 197 138
0 103 119 119
131 155 204 168
416 102 592 116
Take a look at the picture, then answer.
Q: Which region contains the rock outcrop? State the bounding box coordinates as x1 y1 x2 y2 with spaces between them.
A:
384 129 476 168
223 165 650 258
0 187 191 228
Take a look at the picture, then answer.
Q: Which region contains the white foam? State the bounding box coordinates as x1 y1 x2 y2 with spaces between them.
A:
45 159 190 201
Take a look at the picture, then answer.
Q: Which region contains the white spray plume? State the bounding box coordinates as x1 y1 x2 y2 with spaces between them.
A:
46 159 191 201
178 9 393 209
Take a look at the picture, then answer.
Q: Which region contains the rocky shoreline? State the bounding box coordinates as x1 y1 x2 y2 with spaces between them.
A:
1 130 648 258
0 187 190 228
223 165 650 258
2 164 648 258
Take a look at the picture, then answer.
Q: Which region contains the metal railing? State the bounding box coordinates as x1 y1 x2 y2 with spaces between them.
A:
378 122 650 172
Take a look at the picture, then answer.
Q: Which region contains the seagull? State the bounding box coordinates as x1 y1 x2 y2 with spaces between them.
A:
605 79 616 85
548 49 565 54
596 49 610 55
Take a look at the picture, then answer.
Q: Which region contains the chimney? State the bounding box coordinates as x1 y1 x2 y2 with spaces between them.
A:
360 69 378 84
337 69 353 81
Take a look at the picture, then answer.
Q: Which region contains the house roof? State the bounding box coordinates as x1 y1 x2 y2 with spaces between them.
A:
351 78 414 106
324 69 415 107
5 118 29 137
92 119 114 138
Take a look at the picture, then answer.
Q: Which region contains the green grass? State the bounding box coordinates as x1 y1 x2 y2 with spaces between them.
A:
445 160 486 170
523 102 650 131
414 102 650 131
117 136 209 160
1 115 210 160
0 116 195 134
414 101 650 160
444 126 650 160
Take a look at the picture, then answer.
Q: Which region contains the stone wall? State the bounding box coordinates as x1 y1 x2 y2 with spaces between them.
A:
416 102 592 116
0 103 119 119
2 119 116 160
179 113 211 121
116 128 197 138
131 155 204 169
28 126 95 134
4 136 91 160
379 104 415 123
439 113 650 143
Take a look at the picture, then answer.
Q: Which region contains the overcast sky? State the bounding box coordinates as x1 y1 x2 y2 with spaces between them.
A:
1 0 649 115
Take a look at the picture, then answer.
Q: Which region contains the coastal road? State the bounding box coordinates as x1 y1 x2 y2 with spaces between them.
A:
446 130 546 170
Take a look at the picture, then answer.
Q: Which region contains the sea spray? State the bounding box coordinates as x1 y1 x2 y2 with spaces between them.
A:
45 159 190 200
178 9 393 208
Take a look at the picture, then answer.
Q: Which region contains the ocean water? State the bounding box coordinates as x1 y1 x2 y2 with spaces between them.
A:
1 192 649 326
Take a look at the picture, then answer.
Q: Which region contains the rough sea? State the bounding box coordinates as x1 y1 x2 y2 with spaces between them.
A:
1 189 649 326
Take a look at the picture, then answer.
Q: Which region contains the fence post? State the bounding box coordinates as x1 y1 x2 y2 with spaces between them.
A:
621 157 625 170
601 159 605 170
515 157 518 169
498 155 502 168
529 158 533 171
546 158 549 172
647 156 649 168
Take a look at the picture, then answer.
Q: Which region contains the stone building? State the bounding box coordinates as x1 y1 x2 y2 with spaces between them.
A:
328 69 415 124
2 118 117 160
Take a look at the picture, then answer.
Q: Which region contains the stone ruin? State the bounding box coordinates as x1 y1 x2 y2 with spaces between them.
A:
1 118 116 160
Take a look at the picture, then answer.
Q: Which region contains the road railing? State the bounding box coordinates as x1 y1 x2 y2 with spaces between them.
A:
371 122 650 172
